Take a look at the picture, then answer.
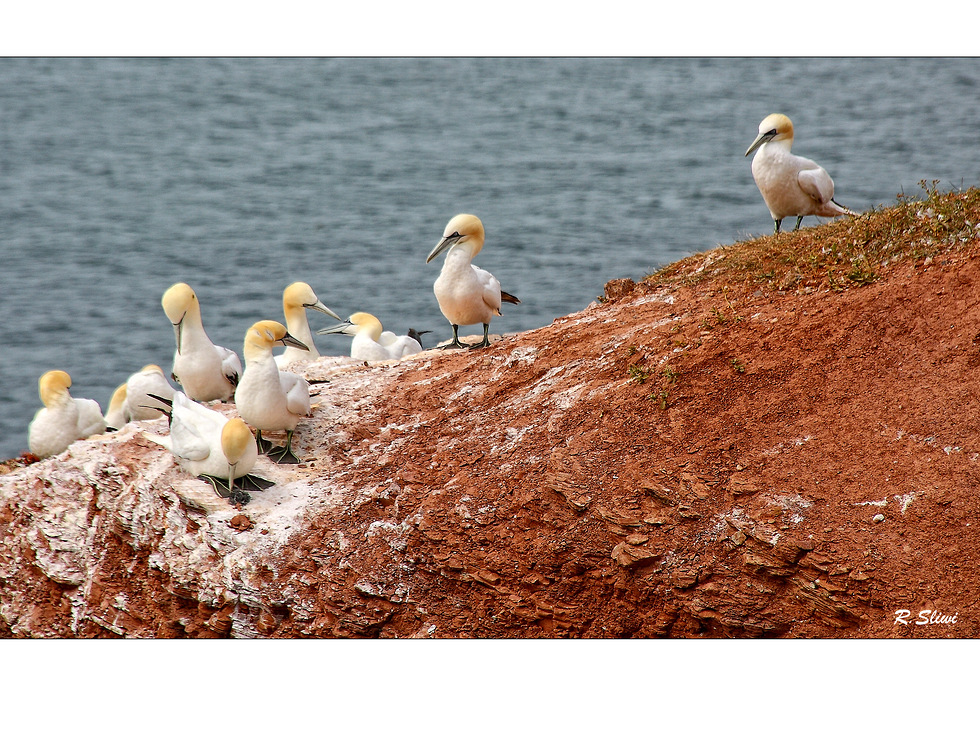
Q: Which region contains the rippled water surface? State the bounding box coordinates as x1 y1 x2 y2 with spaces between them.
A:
2 58 978 459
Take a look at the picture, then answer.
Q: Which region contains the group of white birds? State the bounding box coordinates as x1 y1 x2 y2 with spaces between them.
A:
25 113 857 501
26 211 528 502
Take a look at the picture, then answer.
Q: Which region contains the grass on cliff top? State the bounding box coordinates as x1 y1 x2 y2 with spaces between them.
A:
645 182 980 292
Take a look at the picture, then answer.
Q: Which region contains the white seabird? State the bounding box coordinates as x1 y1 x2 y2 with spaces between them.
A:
28 370 108 458
234 320 311 464
275 281 341 369
745 113 857 234
144 391 273 500
425 213 520 349
105 383 129 430
105 364 180 430
122 364 179 421
161 282 242 402
319 312 424 362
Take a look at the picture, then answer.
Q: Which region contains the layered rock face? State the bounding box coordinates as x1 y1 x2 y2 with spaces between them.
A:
3 227 979 638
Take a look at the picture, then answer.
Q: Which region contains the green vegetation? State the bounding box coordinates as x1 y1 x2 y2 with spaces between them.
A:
644 183 980 292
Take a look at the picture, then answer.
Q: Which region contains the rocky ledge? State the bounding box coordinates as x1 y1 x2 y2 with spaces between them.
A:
3 188 979 638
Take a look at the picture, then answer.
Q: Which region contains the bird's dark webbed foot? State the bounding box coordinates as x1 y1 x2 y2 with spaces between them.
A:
267 431 300 464
437 325 469 349
267 446 300 464
237 474 276 491
467 324 492 350
255 430 274 455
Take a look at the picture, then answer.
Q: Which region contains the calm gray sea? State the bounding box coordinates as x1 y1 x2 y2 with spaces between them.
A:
2 58 978 460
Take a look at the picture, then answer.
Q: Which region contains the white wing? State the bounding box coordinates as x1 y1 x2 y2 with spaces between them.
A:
218 346 243 387
75 398 108 437
797 162 835 205
168 412 212 462
384 335 423 359
474 264 503 316
281 371 311 417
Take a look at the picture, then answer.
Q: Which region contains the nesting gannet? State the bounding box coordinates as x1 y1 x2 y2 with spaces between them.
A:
28 370 108 458
426 213 520 349
105 383 129 430
144 391 274 500
162 282 242 402
275 281 341 369
120 364 180 422
745 113 857 234
234 320 311 464
319 312 424 362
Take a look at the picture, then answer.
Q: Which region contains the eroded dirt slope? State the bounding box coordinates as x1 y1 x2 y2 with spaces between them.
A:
2 192 978 638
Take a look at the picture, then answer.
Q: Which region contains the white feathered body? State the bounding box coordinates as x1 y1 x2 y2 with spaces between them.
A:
29 393 106 457
378 331 423 360
172 322 241 403
433 249 502 327
751 141 850 223
124 365 179 421
147 392 257 480
236 346 310 433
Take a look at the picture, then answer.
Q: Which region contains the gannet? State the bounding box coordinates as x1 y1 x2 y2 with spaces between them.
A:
319 312 424 362
426 213 520 349
122 364 179 421
105 383 129 430
28 370 108 458
144 391 274 500
275 281 341 369
745 113 857 234
162 282 242 402
234 320 311 464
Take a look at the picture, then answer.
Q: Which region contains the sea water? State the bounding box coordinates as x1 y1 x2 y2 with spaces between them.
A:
1 57 978 459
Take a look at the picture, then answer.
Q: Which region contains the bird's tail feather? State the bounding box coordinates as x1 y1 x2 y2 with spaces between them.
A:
501 290 521 305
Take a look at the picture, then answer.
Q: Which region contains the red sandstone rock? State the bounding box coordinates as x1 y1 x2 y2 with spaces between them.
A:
2 202 980 639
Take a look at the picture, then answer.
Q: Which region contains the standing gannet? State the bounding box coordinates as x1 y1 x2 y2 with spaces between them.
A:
144 391 274 500
745 113 857 234
28 370 108 457
234 320 311 464
162 282 242 402
425 213 520 349
319 312 424 362
275 281 341 369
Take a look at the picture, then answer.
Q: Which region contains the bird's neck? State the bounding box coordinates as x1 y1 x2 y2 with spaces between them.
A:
283 306 317 352
243 341 276 366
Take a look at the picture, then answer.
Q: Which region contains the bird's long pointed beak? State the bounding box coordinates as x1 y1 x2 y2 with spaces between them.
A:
316 320 355 336
426 232 462 263
172 317 184 354
744 130 775 157
281 332 310 351
308 301 341 321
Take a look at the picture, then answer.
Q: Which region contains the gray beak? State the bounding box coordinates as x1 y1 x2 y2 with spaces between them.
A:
744 129 776 157
172 317 184 354
281 332 310 351
317 320 356 336
307 300 341 321
426 231 463 263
